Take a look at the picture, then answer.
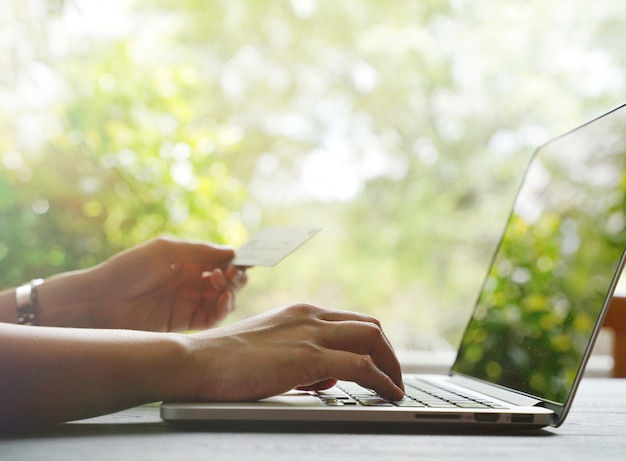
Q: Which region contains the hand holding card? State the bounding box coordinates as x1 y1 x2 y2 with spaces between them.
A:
232 227 321 267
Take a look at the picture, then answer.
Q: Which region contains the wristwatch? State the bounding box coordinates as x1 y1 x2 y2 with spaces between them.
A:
16 278 44 325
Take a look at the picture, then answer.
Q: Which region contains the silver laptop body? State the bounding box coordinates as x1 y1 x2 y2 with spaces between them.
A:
162 103 626 430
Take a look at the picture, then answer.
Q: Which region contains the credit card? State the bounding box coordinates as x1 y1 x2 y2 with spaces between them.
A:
232 227 321 267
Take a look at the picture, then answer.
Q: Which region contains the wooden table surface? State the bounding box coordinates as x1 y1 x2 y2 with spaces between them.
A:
1 378 625 461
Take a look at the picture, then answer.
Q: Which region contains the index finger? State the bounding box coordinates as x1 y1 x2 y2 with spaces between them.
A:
314 349 404 402
155 237 236 270
322 321 404 392
315 310 404 392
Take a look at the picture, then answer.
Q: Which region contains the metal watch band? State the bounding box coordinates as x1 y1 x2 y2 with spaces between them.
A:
16 278 44 325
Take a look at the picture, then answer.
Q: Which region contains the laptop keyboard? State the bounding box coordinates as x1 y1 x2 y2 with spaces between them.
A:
315 378 509 409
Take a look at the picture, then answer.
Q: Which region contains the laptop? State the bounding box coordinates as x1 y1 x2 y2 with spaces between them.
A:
161 102 626 430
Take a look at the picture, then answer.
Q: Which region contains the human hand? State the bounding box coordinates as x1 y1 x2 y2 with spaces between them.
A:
88 237 247 331
182 304 404 402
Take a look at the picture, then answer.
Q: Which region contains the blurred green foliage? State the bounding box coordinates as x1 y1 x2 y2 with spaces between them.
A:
1 0 625 349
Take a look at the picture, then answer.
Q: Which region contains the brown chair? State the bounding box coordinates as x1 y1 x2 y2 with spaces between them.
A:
604 296 626 377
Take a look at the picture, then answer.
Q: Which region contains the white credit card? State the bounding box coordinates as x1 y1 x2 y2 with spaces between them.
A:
232 227 321 267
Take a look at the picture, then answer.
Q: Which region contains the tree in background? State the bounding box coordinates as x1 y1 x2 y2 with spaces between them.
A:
1 0 624 349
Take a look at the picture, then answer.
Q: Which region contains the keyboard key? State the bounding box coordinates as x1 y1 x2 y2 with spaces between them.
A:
454 402 490 409
357 398 394 407
393 399 426 407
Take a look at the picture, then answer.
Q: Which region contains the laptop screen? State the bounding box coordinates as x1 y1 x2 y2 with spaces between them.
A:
452 104 626 405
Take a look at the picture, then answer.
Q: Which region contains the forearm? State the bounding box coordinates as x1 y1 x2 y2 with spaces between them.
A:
0 269 99 328
0 288 18 324
0 323 192 431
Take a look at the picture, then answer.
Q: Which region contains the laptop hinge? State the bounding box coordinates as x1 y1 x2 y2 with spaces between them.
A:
450 374 543 407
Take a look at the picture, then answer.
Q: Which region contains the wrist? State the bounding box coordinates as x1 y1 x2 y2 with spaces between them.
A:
101 331 198 413
36 269 97 327
145 332 197 402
